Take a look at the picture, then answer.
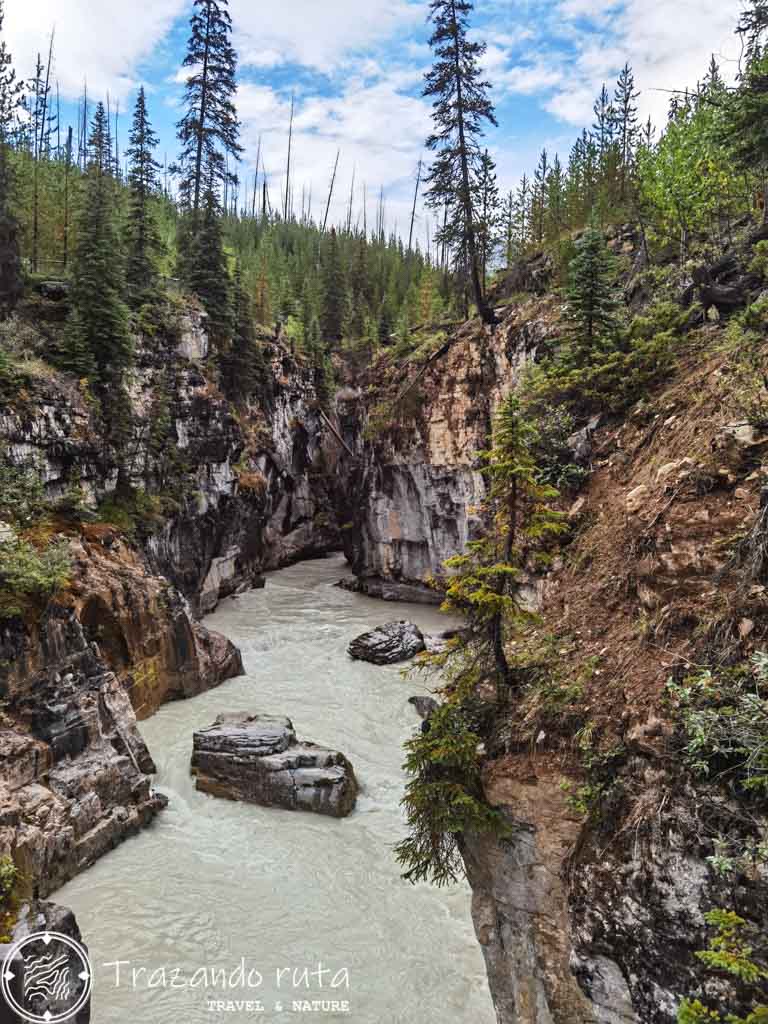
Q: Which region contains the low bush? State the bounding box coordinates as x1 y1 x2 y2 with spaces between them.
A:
0 537 71 619
667 652 768 799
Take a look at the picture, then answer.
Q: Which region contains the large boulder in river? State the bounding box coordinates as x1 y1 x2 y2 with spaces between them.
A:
191 713 358 818
347 621 425 664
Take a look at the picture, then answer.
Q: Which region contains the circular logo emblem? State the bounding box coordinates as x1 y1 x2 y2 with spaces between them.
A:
1 931 92 1023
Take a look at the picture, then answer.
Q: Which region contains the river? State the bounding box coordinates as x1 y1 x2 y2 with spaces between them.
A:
57 554 495 1023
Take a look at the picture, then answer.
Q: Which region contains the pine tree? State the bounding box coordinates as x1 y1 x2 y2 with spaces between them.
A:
176 0 242 212
565 224 618 361
125 87 163 310
423 0 498 326
613 63 639 200
64 102 131 383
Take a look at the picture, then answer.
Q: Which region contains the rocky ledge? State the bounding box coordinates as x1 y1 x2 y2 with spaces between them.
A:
191 713 358 818
348 621 426 664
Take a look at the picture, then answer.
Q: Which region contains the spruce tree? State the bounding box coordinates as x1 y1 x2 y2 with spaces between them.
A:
64 102 131 383
423 0 498 326
565 224 618 362
125 87 163 310
176 0 242 212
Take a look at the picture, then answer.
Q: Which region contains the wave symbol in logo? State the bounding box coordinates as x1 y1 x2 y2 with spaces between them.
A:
1 930 92 1023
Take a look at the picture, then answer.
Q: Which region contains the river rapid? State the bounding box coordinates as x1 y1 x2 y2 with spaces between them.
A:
57 554 495 1024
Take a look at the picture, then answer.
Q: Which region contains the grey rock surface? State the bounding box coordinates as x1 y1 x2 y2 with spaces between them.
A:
347 621 426 664
191 713 358 818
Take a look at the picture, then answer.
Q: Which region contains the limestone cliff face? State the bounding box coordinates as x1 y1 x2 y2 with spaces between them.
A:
0 310 338 900
337 304 556 600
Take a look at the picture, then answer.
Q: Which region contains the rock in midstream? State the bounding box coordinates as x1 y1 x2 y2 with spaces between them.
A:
190 713 358 818
347 621 426 664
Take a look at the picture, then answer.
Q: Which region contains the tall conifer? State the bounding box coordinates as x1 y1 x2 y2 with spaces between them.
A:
423 0 497 326
125 87 163 309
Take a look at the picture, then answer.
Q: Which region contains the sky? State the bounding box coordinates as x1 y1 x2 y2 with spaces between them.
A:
3 0 746 248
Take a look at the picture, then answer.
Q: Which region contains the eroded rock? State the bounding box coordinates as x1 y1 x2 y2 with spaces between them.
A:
191 713 358 818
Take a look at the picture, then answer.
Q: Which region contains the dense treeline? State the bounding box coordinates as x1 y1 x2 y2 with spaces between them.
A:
0 0 454 407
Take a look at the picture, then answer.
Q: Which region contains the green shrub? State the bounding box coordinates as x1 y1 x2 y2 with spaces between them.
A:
628 299 687 340
667 653 768 798
523 328 678 417
0 455 47 524
748 240 768 280
677 910 768 1023
0 537 71 618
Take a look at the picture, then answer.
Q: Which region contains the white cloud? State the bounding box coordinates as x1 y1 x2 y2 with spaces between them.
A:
4 0 185 100
545 0 744 126
229 0 423 73
236 72 432 242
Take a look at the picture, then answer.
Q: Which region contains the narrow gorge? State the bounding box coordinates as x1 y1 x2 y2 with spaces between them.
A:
2 1 768 1021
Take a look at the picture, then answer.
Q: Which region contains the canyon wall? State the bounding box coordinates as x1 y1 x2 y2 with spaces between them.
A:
0 309 340 902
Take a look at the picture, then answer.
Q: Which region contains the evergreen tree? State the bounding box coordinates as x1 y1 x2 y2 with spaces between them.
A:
592 84 614 157
125 87 163 310
723 41 768 218
514 173 531 251
565 224 618 361
0 0 23 315
613 63 639 200
475 149 499 285
545 155 565 242
532 148 549 243
176 0 242 211
221 266 262 402
182 171 231 341
64 102 131 383
738 0 768 60
423 0 498 326
321 227 347 343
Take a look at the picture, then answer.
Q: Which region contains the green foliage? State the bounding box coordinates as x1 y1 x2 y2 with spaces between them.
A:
532 407 589 491
667 653 768 798
677 910 768 1023
125 87 164 310
724 300 768 428
0 454 46 523
441 396 566 692
0 856 17 902
565 225 619 358
0 536 70 618
394 679 509 886
695 911 768 986
748 240 768 279
0 854 19 942
63 103 132 384
96 488 166 540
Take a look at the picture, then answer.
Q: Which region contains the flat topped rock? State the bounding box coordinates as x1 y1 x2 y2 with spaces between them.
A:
347 621 425 665
191 713 357 818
